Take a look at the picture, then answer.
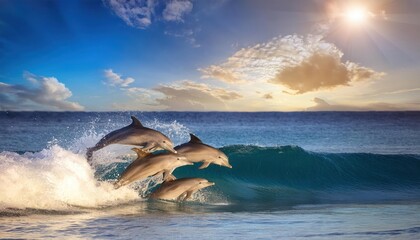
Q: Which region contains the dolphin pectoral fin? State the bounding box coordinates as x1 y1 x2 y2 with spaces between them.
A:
177 192 187 201
183 190 194 201
162 170 176 182
130 116 144 128
131 148 150 159
142 142 156 152
198 162 211 169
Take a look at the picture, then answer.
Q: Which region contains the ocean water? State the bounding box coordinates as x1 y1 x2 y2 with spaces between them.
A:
1 111 420 239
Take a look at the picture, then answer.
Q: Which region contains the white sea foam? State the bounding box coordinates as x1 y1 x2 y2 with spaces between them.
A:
0 146 140 210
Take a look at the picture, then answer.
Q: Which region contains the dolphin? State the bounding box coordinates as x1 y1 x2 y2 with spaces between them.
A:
86 116 176 162
150 178 215 201
114 148 192 189
174 134 232 169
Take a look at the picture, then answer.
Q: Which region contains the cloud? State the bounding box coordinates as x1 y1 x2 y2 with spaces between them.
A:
162 0 193 22
307 97 419 111
0 72 84 111
374 88 420 96
164 28 200 48
271 53 384 94
199 65 243 83
104 69 134 87
200 34 384 93
263 93 273 99
104 0 193 29
110 78 242 111
126 87 164 105
104 0 156 29
153 80 242 111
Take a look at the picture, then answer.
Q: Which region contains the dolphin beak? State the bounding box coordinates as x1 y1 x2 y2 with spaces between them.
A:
179 158 193 165
220 162 232 168
204 182 215 187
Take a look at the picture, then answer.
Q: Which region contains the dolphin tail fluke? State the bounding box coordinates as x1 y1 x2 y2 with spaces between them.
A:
86 147 94 163
198 162 211 169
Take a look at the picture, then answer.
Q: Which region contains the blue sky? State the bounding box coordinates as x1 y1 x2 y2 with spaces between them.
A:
1 0 420 111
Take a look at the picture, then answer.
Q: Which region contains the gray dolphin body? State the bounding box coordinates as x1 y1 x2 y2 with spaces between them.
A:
174 134 232 169
150 178 215 201
114 148 192 189
86 116 176 162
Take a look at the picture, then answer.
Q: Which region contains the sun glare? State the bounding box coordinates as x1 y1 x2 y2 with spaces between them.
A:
345 7 369 24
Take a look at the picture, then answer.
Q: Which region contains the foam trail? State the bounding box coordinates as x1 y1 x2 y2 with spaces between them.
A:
0 146 139 210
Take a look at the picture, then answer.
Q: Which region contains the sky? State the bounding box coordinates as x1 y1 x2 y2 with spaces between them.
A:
1 0 420 111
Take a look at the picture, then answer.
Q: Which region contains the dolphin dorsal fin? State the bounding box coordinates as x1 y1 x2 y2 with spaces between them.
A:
189 133 203 144
130 116 143 128
131 148 150 159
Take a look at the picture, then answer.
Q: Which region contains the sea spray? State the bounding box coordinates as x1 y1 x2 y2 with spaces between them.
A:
0 146 139 210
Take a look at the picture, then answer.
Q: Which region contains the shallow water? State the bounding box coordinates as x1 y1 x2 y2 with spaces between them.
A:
1 112 420 239
1 202 420 239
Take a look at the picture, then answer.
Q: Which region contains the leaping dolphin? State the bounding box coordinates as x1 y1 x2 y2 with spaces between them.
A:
150 178 215 201
175 134 232 169
114 148 192 189
86 116 176 162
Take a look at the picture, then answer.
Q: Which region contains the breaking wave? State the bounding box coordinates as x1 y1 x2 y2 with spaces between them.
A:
1 119 420 212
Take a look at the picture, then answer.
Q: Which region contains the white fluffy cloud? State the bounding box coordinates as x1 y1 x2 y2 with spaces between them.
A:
200 34 384 94
104 0 193 29
104 69 134 87
0 72 84 111
162 0 193 22
104 0 156 29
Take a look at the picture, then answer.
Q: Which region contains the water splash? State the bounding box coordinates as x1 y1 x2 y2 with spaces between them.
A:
145 119 190 145
0 117 202 210
0 146 139 210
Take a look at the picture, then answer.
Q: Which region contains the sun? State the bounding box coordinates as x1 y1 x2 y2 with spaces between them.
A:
345 6 369 24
